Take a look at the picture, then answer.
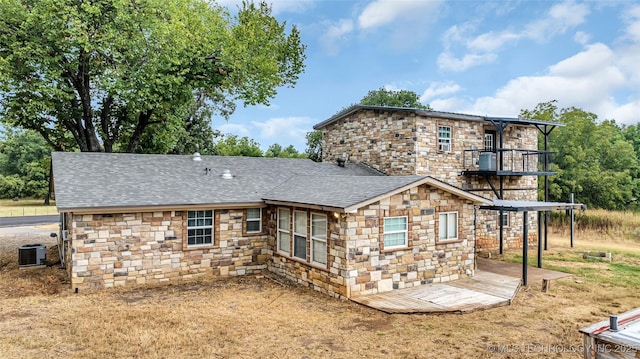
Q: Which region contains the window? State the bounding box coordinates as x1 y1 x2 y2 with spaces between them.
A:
246 208 262 233
484 131 495 152
499 211 509 227
311 214 327 265
383 216 408 249
277 208 290 253
187 210 213 246
438 126 452 152
438 212 458 241
293 211 307 260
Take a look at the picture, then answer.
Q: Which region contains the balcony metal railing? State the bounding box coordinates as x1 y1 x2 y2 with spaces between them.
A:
462 148 554 174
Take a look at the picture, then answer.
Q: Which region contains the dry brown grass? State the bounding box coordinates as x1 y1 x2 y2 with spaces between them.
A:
0 226 638 358
0 198 58 217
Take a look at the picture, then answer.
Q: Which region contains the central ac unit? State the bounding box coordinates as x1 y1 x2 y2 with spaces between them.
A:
18 244 46 267
478 152 497 171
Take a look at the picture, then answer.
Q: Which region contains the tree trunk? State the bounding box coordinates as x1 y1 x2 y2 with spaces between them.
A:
76 49 103 152
126 110 154 153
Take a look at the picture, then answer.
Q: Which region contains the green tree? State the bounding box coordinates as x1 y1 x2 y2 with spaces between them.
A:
0 127 52 199
0 0 306 153
265 143 305 158
213 134 263 157
359 88 432 109
523 102 639 210
305 130 322 162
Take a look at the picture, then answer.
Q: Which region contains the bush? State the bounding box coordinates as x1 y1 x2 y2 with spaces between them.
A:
0 174 25 199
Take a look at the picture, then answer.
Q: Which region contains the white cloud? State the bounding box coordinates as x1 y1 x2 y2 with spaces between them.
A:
467 30 520 52
354 0 443 49
251 116 314 140
574 31 590 45
357 0 440 29
523 0 590 41
215 123 251 136
623 5 640 42
438 0 591 72
433 42 639 124
319 19 354 56
437 52 497 72
420 82 462 103
548 43 619 78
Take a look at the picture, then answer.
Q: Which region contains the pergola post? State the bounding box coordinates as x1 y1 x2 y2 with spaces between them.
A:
522 210 528 286
570 193 575 248
537 211 543 268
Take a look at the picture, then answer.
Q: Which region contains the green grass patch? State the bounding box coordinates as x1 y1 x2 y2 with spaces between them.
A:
0 198 57 217
501 249 640 289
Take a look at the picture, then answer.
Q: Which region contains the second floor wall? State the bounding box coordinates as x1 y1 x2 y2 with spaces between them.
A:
320 108 539 199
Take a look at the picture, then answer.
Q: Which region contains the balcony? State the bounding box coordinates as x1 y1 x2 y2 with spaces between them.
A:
462 149 556 176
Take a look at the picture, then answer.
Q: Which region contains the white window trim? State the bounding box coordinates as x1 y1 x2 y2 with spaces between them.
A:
383 216 408 249
438 125 452 153
277 208 290 254
311 213 327 266
499 211 509 228
439 211 458 242
293 210 308 260
484 132 495 152
246 208 262 233
187 210 214 247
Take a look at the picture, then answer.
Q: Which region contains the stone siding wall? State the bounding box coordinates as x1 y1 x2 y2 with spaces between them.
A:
322 109 418 175
265 185 476 299
69 209 268 290
266 208 348 298
344 185 475 297
320 109 540 252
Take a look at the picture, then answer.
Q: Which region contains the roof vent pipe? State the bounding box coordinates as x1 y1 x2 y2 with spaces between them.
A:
221 169 233 179
337 157 346 167
192 152 202 161
610 315 619 332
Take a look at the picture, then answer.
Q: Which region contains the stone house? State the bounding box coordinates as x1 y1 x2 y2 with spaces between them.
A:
52 151 490 298
314 105 558 252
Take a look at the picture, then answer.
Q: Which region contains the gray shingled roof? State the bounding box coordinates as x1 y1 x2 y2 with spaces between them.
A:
51 152 383 211
313 105 564 130
263 175 428 210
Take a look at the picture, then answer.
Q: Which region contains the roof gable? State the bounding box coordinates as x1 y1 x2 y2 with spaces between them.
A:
263 175 491 213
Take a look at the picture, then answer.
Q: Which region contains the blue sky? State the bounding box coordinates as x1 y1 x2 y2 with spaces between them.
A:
215 0 640 152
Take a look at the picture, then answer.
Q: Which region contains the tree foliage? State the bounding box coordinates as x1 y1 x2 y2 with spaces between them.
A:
212 134 263 157
0 0 306 153
0 127 52 199
359 88 432 110
265 143 305 158
522 101 640 210
305 130 322 162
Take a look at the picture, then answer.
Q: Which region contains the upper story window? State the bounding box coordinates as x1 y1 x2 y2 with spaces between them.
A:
311 214 327 265
277 208 290 253
438 211 458 242
187 210 213 246
438 126 452 152
246 208 262 233
484 131 496 152
383 216 408 249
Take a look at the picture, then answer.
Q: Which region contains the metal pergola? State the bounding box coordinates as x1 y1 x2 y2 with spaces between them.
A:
479 200 586 286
